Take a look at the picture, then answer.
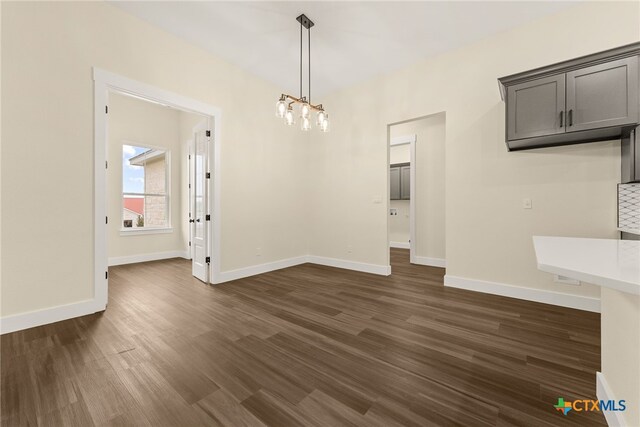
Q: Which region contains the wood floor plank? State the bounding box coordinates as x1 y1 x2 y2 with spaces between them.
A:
1 249 606 426
193 388 267 427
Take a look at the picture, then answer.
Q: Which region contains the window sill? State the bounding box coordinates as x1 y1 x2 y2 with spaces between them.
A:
120 227 173 236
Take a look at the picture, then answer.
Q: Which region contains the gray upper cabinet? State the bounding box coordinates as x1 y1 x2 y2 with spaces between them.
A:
499 43 640 151
390 163 410 200
566 56 639 132
390 167 401 200
507 74 565 140
400 166 410 200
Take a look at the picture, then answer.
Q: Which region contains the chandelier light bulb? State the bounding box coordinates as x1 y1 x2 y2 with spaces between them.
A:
320 114 330 132
316 110 326 126
301 116 311 131
300 102 311 119
285 107 295 126
275 100 287 118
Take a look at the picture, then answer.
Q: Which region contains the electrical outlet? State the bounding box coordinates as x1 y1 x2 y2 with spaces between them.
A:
554 274 580 285
522 198 532 209
256 247 261 257
347 245 353 254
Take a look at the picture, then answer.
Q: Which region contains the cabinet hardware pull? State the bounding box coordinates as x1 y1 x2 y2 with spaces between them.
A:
560 111 564 127
569 109 573 126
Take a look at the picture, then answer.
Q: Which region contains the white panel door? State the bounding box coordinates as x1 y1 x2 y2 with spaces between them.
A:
191 128 209 282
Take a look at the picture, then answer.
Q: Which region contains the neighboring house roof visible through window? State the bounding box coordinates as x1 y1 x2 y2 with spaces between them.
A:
123 197 144 215
129 149 165 166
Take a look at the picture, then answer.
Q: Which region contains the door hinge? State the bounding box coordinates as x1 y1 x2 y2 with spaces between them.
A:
105 161 108 169
206 172 210 179
106 216 108 224
205 257 210 264
189 241 191 247
105 105 108 114
188 184 191 189
188 154 191 160
205 214 210 221
105 271 108 279
206 130 211 137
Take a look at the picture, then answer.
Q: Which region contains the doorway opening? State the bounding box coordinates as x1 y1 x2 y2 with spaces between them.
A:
387 112 446 270
94 68 222 310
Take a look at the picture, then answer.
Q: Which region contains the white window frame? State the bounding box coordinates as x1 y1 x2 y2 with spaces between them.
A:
120 140 172 235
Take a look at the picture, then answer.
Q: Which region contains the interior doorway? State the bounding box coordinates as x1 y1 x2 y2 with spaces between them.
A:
94 68 222 309
387 112 446 269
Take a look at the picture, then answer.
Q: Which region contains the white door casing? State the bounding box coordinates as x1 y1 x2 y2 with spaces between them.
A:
94 67 222 309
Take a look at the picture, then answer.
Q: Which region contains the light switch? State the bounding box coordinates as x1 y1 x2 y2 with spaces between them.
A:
522 198 532 209
390 208 398 216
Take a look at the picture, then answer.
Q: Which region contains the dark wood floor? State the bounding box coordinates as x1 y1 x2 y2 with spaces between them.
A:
2 249 605 426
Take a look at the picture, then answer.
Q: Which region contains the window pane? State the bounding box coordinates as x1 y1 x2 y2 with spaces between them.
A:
122 144 169 229
144 150 166 195
123 196 144 228
194 142 205 239
144 195 168 227
123 145 145 194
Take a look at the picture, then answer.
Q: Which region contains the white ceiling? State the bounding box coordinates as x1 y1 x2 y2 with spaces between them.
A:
109 1 578 98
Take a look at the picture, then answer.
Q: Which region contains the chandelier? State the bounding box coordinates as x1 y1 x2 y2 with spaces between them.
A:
275 14 329 132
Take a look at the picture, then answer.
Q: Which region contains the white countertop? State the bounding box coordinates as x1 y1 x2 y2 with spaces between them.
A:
533 236 640 295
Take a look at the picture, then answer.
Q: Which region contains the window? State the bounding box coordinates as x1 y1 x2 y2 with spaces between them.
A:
122 144 170 231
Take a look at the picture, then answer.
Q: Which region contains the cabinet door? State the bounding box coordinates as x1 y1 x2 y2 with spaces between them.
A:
400 166 410 200
390 167 400 200
507 74 566 141
566 56 639 132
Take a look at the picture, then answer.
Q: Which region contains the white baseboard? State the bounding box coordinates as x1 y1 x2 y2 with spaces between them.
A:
108 250 189 266
389 241 410 249
444 275 600 313
217 255 391 283
3 253 391 334
1 298 105 335
413 256 446 268
307 255 391 276
216 256 308 284
597 372 626 427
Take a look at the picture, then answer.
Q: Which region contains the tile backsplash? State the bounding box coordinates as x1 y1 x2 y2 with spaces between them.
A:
618 183 640 233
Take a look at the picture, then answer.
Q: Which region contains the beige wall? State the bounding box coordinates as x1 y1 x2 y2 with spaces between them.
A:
108 92 189 258
390 114 446 261
601 288 640 425
1 2 308 317
309 1 637 296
